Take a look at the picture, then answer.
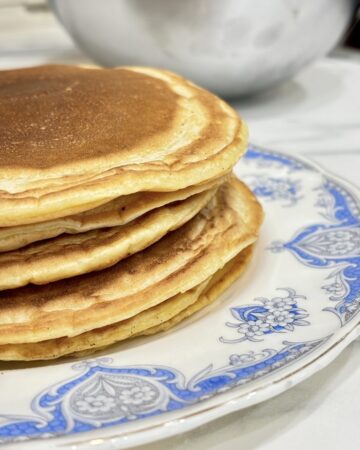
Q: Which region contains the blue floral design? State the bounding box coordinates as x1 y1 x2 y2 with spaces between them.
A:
220 288 309 343
0 338 327 443
270 178 360 325
241 174 302 206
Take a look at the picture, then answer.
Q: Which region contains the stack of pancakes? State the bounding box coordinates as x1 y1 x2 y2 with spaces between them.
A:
0 65 263 361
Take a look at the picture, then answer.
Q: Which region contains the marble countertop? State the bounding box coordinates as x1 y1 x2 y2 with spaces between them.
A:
2 6 360 449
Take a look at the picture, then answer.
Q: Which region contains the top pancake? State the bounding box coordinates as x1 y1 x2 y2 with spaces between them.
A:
0 65 247 226
1 66 176 169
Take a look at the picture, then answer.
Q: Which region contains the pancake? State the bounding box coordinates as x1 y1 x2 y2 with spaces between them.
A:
0 187 216 291
0 176 226 253
0 177 263 345
0 65 247 227
0 246 253 361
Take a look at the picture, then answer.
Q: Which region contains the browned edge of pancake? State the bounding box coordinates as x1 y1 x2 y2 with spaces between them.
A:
0 246 254 361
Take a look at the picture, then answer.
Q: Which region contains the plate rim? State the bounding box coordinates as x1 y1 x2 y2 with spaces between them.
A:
3 145 360 450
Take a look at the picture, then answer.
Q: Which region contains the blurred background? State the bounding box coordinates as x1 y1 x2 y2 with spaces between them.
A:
2 0 359 156
1 0 360 175
0 0 359 97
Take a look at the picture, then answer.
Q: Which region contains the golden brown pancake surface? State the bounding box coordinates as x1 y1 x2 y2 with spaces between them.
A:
0 65 177 169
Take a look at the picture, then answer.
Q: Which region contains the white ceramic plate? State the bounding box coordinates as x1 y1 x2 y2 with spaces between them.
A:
1 146 359 450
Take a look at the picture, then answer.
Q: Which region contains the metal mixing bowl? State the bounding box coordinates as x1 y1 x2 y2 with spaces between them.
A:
50 0 355 97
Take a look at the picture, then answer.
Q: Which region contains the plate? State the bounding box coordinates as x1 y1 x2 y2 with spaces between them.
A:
1 146 359 450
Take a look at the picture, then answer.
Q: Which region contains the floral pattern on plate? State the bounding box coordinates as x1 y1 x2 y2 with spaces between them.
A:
220 288 309 343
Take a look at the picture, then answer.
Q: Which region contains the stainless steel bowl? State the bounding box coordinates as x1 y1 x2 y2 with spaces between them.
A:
50 0 355 97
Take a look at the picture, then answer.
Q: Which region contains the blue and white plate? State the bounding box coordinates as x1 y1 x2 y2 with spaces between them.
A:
1 146 360 450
